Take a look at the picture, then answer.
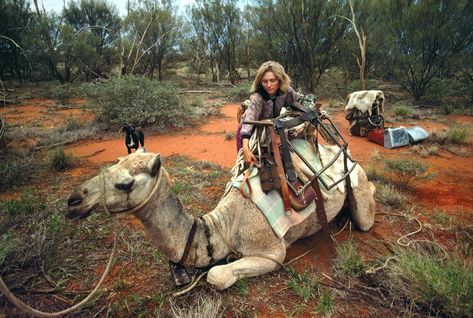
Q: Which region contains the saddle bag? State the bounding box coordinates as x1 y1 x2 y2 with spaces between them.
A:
288 180 316 211
258 161 281 193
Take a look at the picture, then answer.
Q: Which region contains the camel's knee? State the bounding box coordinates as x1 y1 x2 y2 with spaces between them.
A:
207 266 237 290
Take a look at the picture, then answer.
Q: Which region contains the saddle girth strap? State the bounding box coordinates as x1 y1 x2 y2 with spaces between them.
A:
178 218 198 265
311 177 330 240
268 126 292 213
274 119 297 183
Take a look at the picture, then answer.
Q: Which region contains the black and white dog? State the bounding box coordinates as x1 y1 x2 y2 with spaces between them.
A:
121 124 145 154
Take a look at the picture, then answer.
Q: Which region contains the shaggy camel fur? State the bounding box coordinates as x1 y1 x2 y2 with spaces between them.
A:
66 148 375 290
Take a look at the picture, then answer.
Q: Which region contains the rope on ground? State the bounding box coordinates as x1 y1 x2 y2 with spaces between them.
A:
171 272 208 297
365 211 449 275
0 218 118 317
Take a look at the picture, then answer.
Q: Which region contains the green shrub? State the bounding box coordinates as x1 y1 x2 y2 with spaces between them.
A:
56 83 72 105
227 82 251 102
375 183 405 208
441 104 455 115
50 147 73 171
385 249 473 317
383 157 430 186
447 124 469 144
188 95 204 108
286 267 318 302
0 189 46 215
315 291 333 316
83 76 190 129
0 154 36 191
65 117 86 131
393 103 413 118
365 165 389 183
333 239 365 278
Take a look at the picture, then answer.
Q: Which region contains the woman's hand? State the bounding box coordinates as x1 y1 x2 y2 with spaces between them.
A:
243 147 257 164
242 138 257 164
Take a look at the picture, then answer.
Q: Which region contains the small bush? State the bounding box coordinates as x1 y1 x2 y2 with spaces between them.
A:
0 153 36 191
315 291 333 316
0 189 45 215
383 158 430 186
375 183 406 208
227 82 251 102
334 239 365 278
65 117 86 131
410 144 439 157
447 124 469 144
50 147 73 171
384 249 473 317
83 76 190 129
365 165 389 183
286 267 318 302
441 104 455 115
188 95 204 108
393 103 413 119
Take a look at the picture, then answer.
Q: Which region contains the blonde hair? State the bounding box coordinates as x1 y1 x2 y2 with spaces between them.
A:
251 61 291 94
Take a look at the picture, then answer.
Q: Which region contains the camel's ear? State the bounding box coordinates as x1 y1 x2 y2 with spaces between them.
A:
136 147 146 153
149 154 161 176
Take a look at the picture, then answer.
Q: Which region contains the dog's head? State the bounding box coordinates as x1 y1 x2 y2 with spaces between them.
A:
122 124 136 134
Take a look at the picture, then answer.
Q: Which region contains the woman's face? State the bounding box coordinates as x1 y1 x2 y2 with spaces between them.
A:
261 71 280 96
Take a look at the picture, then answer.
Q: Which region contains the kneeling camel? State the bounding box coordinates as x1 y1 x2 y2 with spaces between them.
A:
66 148 375 290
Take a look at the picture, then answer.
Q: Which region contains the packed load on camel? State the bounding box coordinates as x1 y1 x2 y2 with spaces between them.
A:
344 90 428 148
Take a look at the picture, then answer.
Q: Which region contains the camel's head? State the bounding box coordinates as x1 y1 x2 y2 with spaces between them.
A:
66 148 162 219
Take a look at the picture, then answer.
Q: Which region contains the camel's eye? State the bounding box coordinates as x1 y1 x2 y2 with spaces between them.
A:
115 180 135 193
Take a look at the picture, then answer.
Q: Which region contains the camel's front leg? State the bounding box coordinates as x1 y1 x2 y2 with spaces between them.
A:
207 254 284 290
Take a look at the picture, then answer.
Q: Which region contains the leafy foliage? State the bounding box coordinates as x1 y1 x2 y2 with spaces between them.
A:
49 147 74 171
83 75 190 129
227 81 251 102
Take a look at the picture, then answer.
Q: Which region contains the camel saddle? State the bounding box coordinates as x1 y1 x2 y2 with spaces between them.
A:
243 102 357 239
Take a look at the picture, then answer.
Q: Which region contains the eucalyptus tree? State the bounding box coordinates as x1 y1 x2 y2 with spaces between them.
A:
189 0 243 84
124 0 181 79
379 0 472 100
0 0 33 81
63 0 121 79
250 0 349 92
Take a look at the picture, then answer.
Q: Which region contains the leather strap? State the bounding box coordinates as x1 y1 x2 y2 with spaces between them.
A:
268 127 292 213
178 218 197 265
311 177 330 240
239 163 253 198
275 119 297 183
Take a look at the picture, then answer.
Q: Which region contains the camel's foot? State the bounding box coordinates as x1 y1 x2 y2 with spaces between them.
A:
206 254 284 290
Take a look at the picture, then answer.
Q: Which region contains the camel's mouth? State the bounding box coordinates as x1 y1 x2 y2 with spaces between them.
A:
65 203 98 220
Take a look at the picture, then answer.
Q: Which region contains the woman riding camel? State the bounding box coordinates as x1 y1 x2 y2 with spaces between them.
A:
239 61 302 164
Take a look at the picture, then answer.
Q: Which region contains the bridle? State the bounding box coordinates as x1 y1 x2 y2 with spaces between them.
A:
100 165 163 215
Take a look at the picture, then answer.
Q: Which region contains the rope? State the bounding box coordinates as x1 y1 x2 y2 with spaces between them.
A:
365 212 449 275
0 218 118 317
171 272 208 297
0 161 163 316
